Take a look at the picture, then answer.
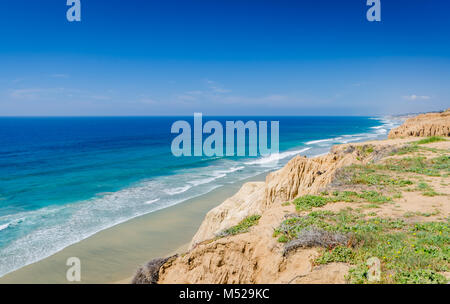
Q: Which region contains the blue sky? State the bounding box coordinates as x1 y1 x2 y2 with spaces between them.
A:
0 0 449 116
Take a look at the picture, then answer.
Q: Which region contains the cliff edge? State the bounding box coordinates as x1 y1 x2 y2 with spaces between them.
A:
388 109 450 139
134 111 450 284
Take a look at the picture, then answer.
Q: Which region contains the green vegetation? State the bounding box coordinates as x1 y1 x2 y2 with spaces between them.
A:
390 139 448 156
292 195 328 211
291 191 392 211
279 137 449 283
403 211 440 218
315 246 355 264
376 155 449 177
277 234 289 243
273 209 449 284
395 269 448 284
342 165 413 187
415 182 440 197
217 215 261 237
415 136 447 145
391 145 419 155
356 145 375 160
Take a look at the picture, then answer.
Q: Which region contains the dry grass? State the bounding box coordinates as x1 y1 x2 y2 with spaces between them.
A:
283 227 350 256
132 256 175 284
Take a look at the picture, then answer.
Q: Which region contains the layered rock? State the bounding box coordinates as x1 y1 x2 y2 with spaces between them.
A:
264 144 371 206
388 109 450 139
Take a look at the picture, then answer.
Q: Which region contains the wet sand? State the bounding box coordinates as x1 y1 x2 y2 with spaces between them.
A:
0 173 267 284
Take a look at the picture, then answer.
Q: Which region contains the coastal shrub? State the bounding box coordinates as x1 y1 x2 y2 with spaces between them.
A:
346 165 413 187
330 191 359 202
403 211 441 218
333 165 414 193
217 215 261 237
415 182 440 196
395 269 447 284
415 136 447 145
390 144 419 155
283 227 350 256
291 191 392 212
379 155 449 177
329 190 391 204
431 155 450 171
356 145 375 159
292 195 328 211
132 256 174 284
390 141 447 156
274 210 450 284
277 235 289 243
410 221 449 233
358 191 392 203
315 246 355 265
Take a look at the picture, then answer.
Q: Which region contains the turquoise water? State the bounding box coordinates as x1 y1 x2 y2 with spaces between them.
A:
0 116 400 277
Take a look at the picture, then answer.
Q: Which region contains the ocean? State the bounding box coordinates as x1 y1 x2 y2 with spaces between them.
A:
0 116 401 277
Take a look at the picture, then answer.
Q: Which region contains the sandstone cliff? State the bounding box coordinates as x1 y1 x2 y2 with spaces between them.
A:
388 109 450 138
156 143 397 284
133 111 450 284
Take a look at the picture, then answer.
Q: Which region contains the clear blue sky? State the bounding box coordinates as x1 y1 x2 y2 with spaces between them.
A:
0 0 449 116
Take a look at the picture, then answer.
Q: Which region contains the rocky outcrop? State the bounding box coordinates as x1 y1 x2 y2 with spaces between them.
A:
388 109 450 139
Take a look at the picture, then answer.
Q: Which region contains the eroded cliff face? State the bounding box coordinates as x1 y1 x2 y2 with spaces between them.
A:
133 111 449 284
264 144 373 206
157 143 392 284
388 109 450 139
189 182 265 248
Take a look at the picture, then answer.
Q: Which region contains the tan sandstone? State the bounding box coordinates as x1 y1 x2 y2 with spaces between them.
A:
135 111 449 284
388 109 450 139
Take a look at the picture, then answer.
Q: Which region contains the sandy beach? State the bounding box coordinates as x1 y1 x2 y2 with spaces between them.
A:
0 173 267 284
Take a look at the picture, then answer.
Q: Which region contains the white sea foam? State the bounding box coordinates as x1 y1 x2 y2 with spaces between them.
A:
304 117 401 147
163 186 192 195
244 148 311 166
188 177 219 186
214 166 245 175
305 137 344 145
0 223 10 231
188 166 245 186
340 137 364 143
0 178 206 278
305 138 333 145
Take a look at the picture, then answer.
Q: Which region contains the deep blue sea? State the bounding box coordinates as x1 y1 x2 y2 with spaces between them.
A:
0 116 401 277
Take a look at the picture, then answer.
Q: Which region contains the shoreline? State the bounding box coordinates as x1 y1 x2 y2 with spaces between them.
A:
0 116 402 283
0 173 268 284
